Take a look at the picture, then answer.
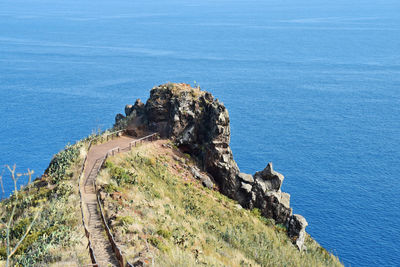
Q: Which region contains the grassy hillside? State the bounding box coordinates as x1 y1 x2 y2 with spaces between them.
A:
0 134 342 266
97 140 343 267
0 141 92 266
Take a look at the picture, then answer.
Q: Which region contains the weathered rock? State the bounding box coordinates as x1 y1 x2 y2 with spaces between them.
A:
287 214 308 251
125 104 134 116
254 162 284 192
238 172 254 184
115 113 125 124
280 192 291 209
240 182 252 193
190 166 202 180
133 99 145 116
234 162 292 224
201 176 214 189
242 182 292 224
190 166 214 189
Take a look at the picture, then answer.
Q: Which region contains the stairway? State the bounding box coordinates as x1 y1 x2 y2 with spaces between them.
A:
83 158 119 267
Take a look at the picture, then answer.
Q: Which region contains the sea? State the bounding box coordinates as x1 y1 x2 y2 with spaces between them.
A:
0 0 399 266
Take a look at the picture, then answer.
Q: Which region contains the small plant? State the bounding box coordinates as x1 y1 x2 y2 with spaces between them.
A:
103 183 119 193
148 236 169 252
156 229 172 239
117 216 135 226
250 208 262 218
275 223 287 233
0 165 41 267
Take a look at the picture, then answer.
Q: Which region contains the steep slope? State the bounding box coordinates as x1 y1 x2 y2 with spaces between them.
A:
96 140 342 266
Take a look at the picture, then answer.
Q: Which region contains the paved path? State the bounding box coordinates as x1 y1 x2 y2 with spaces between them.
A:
81 135 136 267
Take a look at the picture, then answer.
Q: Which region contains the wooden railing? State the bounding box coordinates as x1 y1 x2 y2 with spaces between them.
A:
94 132 158 267
78 139 98 266
80 131 158 267
103 133 159 156
78 129 126 267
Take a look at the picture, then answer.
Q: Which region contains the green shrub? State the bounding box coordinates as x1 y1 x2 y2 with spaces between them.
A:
103 183 119 193
148 236 169 252
117 216 135 226
250 208 262 218
157 229 172 239
10 217 31 240
0 246 6 259
105 160 136 186
45 144 80 184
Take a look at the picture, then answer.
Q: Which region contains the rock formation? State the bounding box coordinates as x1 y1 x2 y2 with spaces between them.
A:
115 83 308 249
287 214 308 251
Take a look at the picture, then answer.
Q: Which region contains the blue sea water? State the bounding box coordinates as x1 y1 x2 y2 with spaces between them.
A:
1 0 399 266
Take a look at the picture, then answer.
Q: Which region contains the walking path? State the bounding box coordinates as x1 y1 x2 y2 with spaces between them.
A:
81 135 137 267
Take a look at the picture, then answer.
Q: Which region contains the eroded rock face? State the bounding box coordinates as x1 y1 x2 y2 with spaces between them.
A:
140 83 239 197
287 214 308 251
115 113 125 124
236 162 292 224
117 83 307 246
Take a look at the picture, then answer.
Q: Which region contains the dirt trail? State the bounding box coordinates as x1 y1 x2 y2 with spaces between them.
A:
81 135 136 267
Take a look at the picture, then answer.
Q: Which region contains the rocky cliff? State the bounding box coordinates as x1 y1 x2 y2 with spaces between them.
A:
115 83 308 250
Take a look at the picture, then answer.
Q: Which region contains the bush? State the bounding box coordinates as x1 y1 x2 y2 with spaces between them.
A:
117 216 135 226
0 246 6 259
250 208 261 218
105 160 136 186
45 144 80 184
103 184 119 193
157 229 172 239
148 236 169 252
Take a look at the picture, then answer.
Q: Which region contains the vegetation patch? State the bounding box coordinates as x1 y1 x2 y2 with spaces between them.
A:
0 141 92 266
44 144 81 184
99 141 343 267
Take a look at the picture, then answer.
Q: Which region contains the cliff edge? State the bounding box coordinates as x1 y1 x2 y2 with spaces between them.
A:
115 83 307 250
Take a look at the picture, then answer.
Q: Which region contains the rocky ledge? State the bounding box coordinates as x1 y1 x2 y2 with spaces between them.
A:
115 83 308 250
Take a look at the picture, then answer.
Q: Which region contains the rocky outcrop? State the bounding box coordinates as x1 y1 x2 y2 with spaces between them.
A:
190 166 215 189
287 214 308 251
118 83 240 197
115 113 125 124
116 83 307 248
236 162 292 224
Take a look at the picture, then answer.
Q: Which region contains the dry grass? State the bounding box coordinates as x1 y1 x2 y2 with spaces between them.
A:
161 83 205 99
99 140 343 267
